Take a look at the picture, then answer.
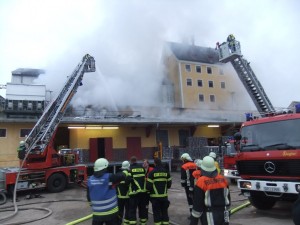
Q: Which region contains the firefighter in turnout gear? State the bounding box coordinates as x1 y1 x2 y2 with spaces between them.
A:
128 156 148 225
190 156 231 225
116 161 131 225
146 158 172 225
17 141 26 160
180 153 197 218
87 158 125 225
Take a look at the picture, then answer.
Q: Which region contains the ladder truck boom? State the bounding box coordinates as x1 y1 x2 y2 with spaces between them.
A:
217 37 274 114
23 54 96 169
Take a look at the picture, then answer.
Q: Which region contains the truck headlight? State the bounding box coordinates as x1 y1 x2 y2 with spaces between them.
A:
295 184 300 192
239 181 252 189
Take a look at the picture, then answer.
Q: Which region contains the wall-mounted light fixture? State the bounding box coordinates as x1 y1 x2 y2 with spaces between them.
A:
68 126 119 130
207 125 219 128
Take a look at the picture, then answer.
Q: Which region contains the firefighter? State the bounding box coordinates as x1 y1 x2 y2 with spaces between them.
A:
143 158 154 215
128 156 148 225
227 34 236 52
146 158 172 225
87 158 125 225
192 159 203 184
180 153 197 219
190 156 231 225
208 152 221 174
116 161 131 225
17 141 26 160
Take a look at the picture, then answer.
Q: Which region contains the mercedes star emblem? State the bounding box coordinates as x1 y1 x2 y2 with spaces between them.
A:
264 161 276 173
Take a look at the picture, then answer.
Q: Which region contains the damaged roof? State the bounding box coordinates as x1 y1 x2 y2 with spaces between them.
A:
168 42 220 64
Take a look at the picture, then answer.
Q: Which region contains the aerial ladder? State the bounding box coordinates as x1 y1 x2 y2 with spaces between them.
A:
217 37 275 115
22 54 96 169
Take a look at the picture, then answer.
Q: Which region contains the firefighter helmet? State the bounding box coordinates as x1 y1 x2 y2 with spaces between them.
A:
196 159 203 168
121 160 130 170
19 141 25 146
181 153 190 160
94 158 109 171
209 152 217 159
201 156 216 172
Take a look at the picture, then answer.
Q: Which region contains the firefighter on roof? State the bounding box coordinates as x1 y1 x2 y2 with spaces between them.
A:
181 153 197 219
190 156 231 225
87 158 125 225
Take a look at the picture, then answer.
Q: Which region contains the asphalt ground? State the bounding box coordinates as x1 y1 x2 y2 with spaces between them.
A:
0 172 295 225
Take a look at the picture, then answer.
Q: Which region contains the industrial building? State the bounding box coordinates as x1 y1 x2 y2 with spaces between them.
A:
0 41 256 167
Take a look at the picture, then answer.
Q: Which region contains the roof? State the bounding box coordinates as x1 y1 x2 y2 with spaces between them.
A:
167 42 220 64
12 68 45 77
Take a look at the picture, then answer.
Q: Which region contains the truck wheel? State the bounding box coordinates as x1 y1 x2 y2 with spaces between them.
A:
47 173 67 193
249 192 276 210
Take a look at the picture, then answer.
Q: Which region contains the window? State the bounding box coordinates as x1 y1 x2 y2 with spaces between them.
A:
219 68 224 75
0 129 6 137
178 129 190 147
208 81 214 88
207 67 212 74
187 78 192 86
221 82 226 89
196 65 201 73
156 130 169 147
185 64 191 72
20 128 31 138
197 80 203 87
210 95 215 102
199 94 204 102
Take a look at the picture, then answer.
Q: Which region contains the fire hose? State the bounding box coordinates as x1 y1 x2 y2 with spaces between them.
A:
65 201 251 225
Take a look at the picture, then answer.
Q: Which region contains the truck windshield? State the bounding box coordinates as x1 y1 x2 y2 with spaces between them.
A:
240 118 300 152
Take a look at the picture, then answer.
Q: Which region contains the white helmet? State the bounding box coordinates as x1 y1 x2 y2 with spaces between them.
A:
200 156 216 172
94 158 109 172
209 152 217 159
20 141 25 146
196 159 203 168
121 160 130 170
181 153 190 160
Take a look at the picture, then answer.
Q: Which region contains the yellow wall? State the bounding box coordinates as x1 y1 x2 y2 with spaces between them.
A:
180 62 234 109
69 127 157 149
0 122 34 167
0 122 222 167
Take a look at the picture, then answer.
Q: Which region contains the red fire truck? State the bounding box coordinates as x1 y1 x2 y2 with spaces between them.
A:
0 54 96 197
235 110 300 209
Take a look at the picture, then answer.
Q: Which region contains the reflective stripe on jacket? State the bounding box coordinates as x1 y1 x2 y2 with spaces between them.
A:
87 173 118 216
117 170 130 199
181 161 197 190
191 174 230 225
129 163 147 195
146 166 172 198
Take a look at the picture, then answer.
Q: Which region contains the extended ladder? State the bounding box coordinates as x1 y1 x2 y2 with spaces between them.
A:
218 40 274 114
24 54 96 153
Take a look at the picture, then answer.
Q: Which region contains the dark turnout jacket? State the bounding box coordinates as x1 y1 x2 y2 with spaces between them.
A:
146 164 172 198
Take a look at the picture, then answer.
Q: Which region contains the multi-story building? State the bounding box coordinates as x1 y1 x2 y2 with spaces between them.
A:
0 42 256 167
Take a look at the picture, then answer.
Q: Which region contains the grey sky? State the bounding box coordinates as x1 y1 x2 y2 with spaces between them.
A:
0 0 299 110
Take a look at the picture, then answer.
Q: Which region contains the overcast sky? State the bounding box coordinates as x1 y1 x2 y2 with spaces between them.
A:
0 0 299 111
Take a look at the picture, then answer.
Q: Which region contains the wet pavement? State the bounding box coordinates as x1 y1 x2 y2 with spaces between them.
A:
0 172 294 225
